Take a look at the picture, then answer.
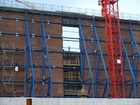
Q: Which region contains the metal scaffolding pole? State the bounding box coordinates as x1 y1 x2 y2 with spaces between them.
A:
41 13 52 97
25 10 35 97
79 17 94 98
127 21 139 97
2 43 14 96
92 18 110 97
121 36 137 98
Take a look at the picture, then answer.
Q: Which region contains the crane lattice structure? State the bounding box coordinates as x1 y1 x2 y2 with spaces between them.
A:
99 0 125 98
15 0 39 10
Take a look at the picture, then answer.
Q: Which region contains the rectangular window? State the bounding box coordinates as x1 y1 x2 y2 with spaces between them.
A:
64 69 81 81
62 26 80 52
63 53 80 66
62 19 81 96
63 54 81 96
64 67 81 96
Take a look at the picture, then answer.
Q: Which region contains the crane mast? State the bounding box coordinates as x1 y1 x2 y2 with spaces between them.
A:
99 0 125 98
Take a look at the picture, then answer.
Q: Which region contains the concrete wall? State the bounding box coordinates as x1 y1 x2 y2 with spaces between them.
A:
0 98 26 105
0 98 140 105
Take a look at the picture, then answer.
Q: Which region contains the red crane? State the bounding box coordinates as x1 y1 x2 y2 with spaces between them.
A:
98 0 125 98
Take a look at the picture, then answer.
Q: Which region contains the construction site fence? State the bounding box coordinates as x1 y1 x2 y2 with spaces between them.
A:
0 0 140 21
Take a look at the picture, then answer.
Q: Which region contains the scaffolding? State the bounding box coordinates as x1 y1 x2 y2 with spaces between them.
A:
0 6 140 98
0 43 25 97
63 54 81 96
63 54 80 66
1 43 15 96
12 49 25 97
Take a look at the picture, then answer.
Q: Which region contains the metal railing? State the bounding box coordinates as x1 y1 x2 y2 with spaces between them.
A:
0 0 140 21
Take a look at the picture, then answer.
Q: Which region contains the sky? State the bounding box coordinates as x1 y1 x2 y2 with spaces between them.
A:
2 0 140 19
26 0 140 14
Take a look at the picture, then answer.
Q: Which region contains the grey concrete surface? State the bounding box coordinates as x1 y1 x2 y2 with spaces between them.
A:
0 98 140 105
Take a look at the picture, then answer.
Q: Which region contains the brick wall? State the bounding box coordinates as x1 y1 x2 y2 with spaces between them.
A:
0 8 140 97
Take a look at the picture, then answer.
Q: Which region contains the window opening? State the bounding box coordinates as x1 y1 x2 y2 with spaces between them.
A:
62 26 80 52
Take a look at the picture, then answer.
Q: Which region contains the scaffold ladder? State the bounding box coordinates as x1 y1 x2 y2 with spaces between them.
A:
2 43 15 96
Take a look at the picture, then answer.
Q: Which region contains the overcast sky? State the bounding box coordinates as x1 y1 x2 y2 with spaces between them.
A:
2 0 140 20
27 0 140 14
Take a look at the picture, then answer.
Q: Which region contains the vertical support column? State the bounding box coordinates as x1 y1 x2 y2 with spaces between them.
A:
92 18 110 97
41 13 52 97
25 10 34 97
80 24 84 89
128 21 139 97
121 36 137 98
92 19 100 97
79 17 94 98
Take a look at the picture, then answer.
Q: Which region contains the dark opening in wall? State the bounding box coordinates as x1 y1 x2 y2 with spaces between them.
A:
63 54 81 96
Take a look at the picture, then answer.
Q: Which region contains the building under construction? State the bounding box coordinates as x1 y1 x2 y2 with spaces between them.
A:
0 0 140 105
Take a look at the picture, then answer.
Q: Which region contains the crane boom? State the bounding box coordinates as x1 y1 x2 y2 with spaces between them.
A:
99 0 125 98
15 0 39 10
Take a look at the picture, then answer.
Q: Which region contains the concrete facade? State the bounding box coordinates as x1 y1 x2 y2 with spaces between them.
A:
0 98 140 105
